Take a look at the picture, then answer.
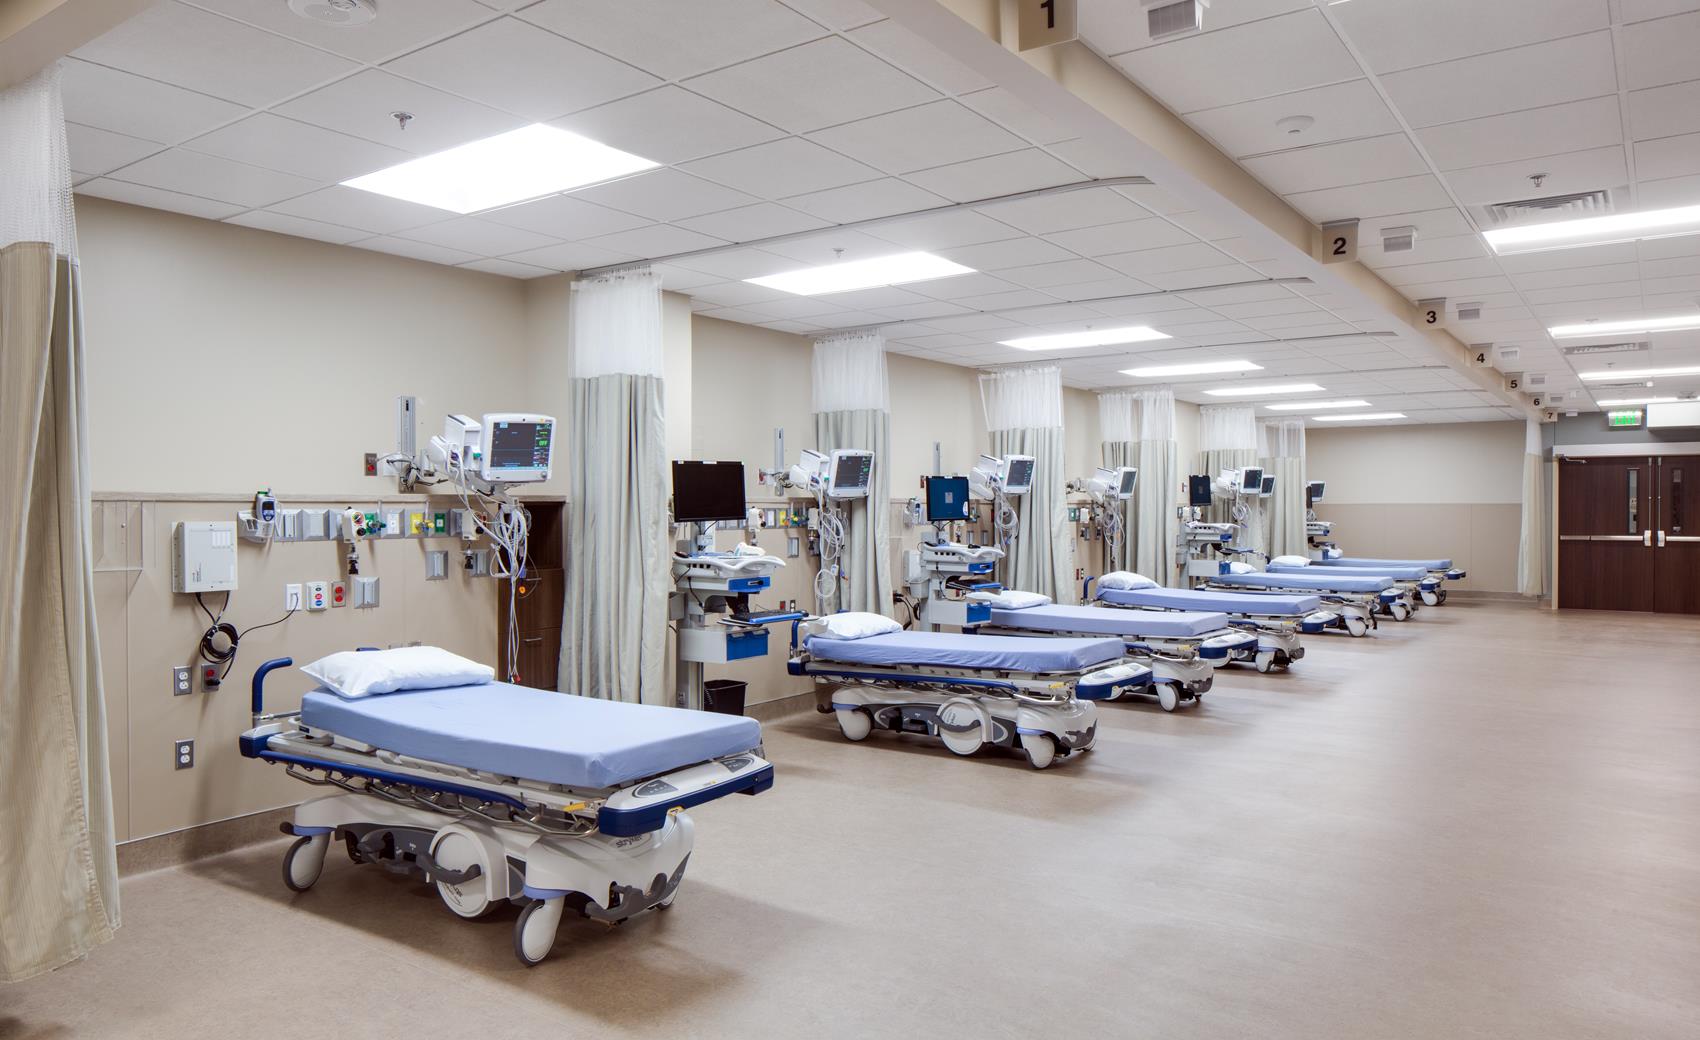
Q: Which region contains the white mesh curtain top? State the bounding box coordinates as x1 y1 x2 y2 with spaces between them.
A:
1098 391 1136 444
1098 392 1137 571
1132 387 1178 584
1198 404 1262 547
979 366 1073 601
812 333 893 615
1 63 120 982
562 268 671 705
1260 418 1307 559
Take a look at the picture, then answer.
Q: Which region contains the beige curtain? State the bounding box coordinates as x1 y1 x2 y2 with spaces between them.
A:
1517 419 1547 597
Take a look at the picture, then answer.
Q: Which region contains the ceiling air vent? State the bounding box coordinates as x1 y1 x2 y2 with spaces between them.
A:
1526 372 1548 388
1560 341 1648 356
1481 189 1612 228
1145 0 1208 40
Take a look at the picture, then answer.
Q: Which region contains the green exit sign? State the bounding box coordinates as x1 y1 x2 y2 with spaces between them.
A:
1608 409 1644 428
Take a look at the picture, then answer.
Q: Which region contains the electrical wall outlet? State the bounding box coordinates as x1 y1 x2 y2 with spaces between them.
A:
171 665 192 696
200 663 220 692
330 579 347 607
174 739 194 770
284 583 303 611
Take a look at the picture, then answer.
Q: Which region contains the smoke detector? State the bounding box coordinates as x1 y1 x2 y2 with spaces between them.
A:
1276 115 1315 136
288 0 377 28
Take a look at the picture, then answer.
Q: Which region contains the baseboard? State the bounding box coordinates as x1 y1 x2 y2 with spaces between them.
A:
118 806 294 876
744 689 819 723
1444 589 1539 604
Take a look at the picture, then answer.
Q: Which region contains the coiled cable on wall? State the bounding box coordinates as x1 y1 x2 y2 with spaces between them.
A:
814 492 847 613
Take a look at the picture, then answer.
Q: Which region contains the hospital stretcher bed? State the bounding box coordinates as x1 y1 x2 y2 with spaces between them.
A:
1313 556 1465 605
1265 561 1434 616
789 624 1152 767
240 656 773 966
971 599 1256 711
1200 570 1400 637
1084 578 1339 673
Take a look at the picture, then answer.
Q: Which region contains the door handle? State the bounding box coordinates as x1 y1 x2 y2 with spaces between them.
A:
1658 530 1667 547
1643 530 1653 546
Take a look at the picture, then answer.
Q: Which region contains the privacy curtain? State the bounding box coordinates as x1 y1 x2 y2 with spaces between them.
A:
1260 419 1307 559
812 332 892 615
1098 391 1137 572
1198 404 1262 553
980 366 1073 602
561 268 670 705
1132 387 1178 585
0 65 121 982
1517 419 1546 597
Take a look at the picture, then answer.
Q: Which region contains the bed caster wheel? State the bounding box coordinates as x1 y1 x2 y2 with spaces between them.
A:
432 830 494 919
282 834 329 893
1157 684 1179 713
1421 590 1439 607
1436 590 1448 605
655 889 678 910
937 698 986 757
1020 733 1056 770
835 708 872 742
1254 651 1277 674
514 898 566 967
1344 617 1368 638
1390 602 1411 622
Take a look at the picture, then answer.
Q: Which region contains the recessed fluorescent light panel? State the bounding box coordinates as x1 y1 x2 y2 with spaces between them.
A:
343 124 658 214
1201 383 1323 397
1484 203 1700 255
1579 365 1700 381
1120 359 1262 378
1000 326 1171 351
1594 396 1677 407
1313 412 1405 421
1266 399 1371 411
746 252 973 295
1549 314 1700 338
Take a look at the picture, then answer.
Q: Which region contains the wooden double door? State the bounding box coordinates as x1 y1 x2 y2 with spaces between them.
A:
1559 455 1700 613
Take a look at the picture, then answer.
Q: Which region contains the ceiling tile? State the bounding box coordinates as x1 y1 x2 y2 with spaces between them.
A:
550 86 784 166
1417 96 1622 171
900 271 1019 301
1330 0 1611 74
1242 134 1427 195
1141 263 1261 292
1044 217 1197 257
1628 80 1700 141
1109 9 1359 114
1379 31 1618 129
1284 175 1458 223
458 257 557 279
778 0 884 30
995 258 1118 289
809 101 1024 175
189 0 493 63
1443 145 1628 206
384 17 659 122
1621 10 1700 90
1099 242 1238 277
670 249 798 280
275 69 526 155
904 148 1083 202
685 36 937 133
846 17 993 95
1637 172 1700 208
783 177 950 223
756 229 901 266
977 185 1148 234
959 87 1076 145
870 210 1024 250
106 148 318 208
1185 79 1396 159
59 58 246 145
74 1 356 107
480 193 650 239
269 185 448 234
76 179 242 220
685 137 880 198
1082 0 1312 59
397 216 560 255
1635 132 1700 183
519 0 825 80
935 237 1077 270
585 223 730 258
502 240 639 272
183 113 411 183
66 122 161 177
571 168 759 222
354 236 481 266
224 209 366 244
676 203 829 241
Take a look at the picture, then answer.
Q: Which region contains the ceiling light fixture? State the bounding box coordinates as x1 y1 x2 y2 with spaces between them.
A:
343 124 657 214
1001 325 1170 351
1121 359 1263 378
1200 382 1323 397
1549 314 1700 338
1594 396 1678 407
1485 203 1700 255
747 251 973 295
1313 412 1405 422
1265 399 1370 411
1579 365 1700 381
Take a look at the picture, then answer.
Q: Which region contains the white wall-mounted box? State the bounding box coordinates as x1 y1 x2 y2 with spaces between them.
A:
171 522 238 593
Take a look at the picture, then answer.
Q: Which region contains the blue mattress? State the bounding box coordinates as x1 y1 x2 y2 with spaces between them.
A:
299 681 762 790
805 631 1123 672
1320 556 1452 570
990 603 1229 638
1268 562 1429 580
1098 586 1322 616
1213 572 1393 594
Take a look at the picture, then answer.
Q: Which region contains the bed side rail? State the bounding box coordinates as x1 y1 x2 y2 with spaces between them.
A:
598 752 774 837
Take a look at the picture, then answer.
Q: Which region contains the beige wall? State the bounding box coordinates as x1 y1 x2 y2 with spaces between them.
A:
1305 421 1524 592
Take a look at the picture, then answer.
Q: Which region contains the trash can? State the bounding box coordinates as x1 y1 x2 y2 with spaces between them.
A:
703 679 747 716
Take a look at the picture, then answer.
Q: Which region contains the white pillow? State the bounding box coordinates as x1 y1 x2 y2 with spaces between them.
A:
979 589 1051 610
1227 561 1256 574
301 646 494 699
1270 555 1311 567
1098 571 1158 590
812 612 902 640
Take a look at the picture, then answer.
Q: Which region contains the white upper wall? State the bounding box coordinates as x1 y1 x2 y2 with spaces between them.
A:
1306 421 1524 505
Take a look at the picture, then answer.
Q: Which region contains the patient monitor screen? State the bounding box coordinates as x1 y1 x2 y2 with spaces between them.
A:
1306 480 1325 506
672 461 747 523
925 476 971 523
485 419 553 479
1261 475 1276 496
1118 468 1138 496
1239 466 1264 493
831 451 874 496
1005 457 1035 492
1189 475 1213 507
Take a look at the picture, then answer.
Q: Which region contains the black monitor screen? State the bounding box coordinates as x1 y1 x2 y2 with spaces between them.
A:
1240 467 1264 492
487 420 552 471
1189 475 1213 507
672 461 746 523
1006 457 1035 489
1306 480 1325 506
925 476 971 523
